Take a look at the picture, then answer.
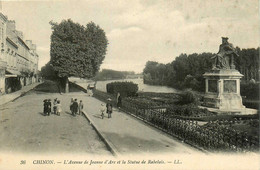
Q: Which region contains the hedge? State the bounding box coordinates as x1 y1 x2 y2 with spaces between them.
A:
240 82 259 100
106 81 138 97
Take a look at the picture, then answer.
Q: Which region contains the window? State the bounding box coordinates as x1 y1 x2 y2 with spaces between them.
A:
1 28 3 41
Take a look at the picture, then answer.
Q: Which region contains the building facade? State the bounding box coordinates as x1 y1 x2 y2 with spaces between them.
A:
0 13 39 94
0 13 7 94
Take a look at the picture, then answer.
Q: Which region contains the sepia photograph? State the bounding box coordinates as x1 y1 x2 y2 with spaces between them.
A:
0 0 259 169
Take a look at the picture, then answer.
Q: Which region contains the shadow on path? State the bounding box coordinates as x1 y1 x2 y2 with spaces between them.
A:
92 114 106 119
65 111 80 117
65 111 72 115
38 112 46 116
103 132 178 154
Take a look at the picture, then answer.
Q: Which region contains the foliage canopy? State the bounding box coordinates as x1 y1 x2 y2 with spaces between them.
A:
143 48 259 92
50 19 108 79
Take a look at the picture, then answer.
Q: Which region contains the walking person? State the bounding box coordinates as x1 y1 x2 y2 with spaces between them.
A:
106 98 113 118
78 100 84 115
56 100 62 116
70 98 74 115
43 99 48 116
100 103 106 119
117 92 122 109
53 98 58 115
72 99 79 116
47 99 52 116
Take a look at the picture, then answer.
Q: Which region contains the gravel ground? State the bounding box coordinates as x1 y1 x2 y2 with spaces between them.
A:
0 90 111 156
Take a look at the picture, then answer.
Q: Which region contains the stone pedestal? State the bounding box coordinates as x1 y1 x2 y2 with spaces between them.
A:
202 69 245 112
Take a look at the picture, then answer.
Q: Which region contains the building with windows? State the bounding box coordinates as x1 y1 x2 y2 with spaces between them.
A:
0 13 7 94
0 13 39 94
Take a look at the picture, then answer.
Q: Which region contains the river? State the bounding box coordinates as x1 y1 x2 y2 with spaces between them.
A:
69 77 179 93
95 78 179 93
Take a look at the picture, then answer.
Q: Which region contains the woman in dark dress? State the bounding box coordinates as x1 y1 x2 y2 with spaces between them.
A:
106 98 113 118
117 93 122 108
47 99 52 116
43 99 48 116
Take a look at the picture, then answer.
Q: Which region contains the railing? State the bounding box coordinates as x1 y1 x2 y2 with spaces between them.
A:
93 89 259 152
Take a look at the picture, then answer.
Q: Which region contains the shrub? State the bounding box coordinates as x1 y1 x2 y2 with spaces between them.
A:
183 75 200 91
106 81 138 97
179 90 198 104
166 104 214 117
248 119 259 128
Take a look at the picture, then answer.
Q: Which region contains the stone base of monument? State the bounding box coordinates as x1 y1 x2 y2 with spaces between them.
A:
199 106 257 115
202 69 257 115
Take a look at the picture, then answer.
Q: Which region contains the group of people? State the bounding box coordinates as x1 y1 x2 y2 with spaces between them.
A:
43 98 62 116
43 92 121 119
100 98 113 119
100 92 122 119
70 98 84 116
43 98 84 117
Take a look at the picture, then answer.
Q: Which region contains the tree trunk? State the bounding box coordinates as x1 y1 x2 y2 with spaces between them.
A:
65 77 69 93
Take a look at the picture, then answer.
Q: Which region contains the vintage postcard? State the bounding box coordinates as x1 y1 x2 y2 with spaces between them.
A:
0 0 259 169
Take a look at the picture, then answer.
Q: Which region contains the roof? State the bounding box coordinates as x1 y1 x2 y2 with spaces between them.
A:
6 37 18 49
0 13 7 22
17 36 30 50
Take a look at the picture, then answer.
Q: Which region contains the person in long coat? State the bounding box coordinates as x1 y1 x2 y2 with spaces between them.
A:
70 98 74 114
106 98 113 118
72 99 79 116
47 99 52 116
43 99 48 116
117 93 122 108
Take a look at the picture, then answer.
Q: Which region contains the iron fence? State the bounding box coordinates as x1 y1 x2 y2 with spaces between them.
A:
93 89 259 152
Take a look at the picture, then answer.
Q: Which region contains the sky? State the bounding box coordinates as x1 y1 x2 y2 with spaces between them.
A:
2 0 259 73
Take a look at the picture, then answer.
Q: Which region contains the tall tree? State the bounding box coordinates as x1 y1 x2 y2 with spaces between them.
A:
40 62 57 80
50 19 108 92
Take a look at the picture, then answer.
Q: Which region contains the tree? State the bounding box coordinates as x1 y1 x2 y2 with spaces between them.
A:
50 19 108 92
40 62 57 80
142 47 259 92
235 48 259 81
143 61 159 79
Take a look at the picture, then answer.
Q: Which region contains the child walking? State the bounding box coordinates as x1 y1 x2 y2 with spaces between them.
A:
53 98 58 114
79 100 84 115
56 100 62 116
100 103 106 119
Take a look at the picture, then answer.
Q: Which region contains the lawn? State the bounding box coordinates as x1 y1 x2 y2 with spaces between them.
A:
34 80 87 93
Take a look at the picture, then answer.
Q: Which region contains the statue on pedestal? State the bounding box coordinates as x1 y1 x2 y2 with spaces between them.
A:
211 37 238 69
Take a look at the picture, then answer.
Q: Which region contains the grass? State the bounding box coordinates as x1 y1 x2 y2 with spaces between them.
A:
34 80 87 93
34 80 60 93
